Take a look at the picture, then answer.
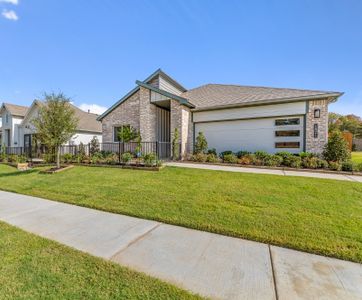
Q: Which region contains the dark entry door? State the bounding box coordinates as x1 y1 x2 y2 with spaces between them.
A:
24 134 31 148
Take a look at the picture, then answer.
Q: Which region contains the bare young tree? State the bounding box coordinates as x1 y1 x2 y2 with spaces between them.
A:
32 93 78 169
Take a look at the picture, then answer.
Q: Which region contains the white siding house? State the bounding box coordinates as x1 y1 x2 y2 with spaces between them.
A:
0 101 102 148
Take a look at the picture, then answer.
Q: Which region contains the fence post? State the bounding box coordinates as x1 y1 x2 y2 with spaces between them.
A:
88 143 91 159
155 141 159 159
118 142 121 163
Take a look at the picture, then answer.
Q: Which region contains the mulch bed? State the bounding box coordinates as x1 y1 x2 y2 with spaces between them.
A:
39 165 74 174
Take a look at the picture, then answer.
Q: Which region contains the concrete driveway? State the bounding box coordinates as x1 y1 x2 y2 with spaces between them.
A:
0 190 361 299
165 162 362 183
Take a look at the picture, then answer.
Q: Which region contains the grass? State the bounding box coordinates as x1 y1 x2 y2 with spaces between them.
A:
352 151 362 164
0 221 202 299
0 164 362 263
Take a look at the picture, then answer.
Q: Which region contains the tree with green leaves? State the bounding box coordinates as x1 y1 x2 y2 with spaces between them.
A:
194 132 208 154
32 93 78 169
117 125 139 142
323 131 351 162
89 136 100 155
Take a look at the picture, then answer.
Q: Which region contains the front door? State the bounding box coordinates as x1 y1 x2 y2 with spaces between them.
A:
24 134 31 149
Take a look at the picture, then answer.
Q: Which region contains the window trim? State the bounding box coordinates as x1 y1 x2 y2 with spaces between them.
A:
275 130 300 137
313 123 318 138
275 141 300 149
275 118 300 126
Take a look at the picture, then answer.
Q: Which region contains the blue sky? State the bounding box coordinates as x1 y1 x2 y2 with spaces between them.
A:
0 0 361 115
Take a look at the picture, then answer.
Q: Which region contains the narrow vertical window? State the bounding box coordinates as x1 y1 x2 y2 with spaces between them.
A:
313 124 318 138
314 109 320 118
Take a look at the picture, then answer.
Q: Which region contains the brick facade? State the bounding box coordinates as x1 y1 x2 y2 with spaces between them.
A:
102 90 140 142
139 86 157 141
305 99 329 154
170 100 193 157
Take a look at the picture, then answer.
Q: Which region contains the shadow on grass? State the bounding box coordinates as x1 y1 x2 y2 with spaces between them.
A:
0 169 38 178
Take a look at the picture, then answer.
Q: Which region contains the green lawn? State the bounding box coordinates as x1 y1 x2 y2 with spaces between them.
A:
0 221 202 299
352 152 362 164
0 164 362 263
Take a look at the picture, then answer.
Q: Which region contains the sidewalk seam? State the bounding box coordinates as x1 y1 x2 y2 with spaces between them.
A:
268 245 279 300
109 223 161 260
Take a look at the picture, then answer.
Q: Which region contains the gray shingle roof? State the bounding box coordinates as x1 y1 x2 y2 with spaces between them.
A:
181 84 342 110
2 103 29 117
70 103 102 133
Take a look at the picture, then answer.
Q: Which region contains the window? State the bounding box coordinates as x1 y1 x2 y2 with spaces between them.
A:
275 118 300 126
5 114 8 123
275 142 300 148
275 130 300 137
314 124 318 138
113 125 131 142
314 109 321 118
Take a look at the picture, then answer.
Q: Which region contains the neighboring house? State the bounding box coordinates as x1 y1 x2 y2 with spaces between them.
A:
98 69 343 155
0 101 102 148
0 103 28 147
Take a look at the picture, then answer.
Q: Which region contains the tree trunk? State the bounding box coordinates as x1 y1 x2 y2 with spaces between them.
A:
57 146 61 169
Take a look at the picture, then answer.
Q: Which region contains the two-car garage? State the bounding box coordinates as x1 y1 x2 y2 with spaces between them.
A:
193 102 306 154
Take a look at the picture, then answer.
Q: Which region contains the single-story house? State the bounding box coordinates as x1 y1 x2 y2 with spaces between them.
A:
0 101 102 148
98 68 343 156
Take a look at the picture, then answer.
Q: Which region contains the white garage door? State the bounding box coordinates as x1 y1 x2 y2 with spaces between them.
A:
195 117 303 154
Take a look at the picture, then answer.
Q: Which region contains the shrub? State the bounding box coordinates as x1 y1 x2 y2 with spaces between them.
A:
43 153 55 163
121 152 133 164
89 136 100 155
284 155 302 168
194 132 208 154
143 152 157 166
263 154 283 167
0 144 6 162
62 153 74 163
105 153 118 165
329 161 341 171
357 163 362 172
91 152 103 164
223 153 238 164
341 161 357 172
323 131 351 162
275 151 292 161
219 151 233 159
299 152 315 159
172 128 180 160
192 152 208 163
317 159 329 169
77 142 87 162
302 157 319 169
239 154 255 165
255 151 269 161
206 153 220 163
207 148 217 156
235 150 251 158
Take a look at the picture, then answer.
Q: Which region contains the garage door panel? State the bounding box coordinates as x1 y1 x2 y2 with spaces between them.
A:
195 117 303 154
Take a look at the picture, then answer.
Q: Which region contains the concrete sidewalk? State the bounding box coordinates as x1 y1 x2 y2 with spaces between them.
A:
0 190 361 299
166 162 362 183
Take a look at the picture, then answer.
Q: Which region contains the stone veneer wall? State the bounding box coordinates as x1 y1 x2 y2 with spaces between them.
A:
102 90 140 142
305 99 329 153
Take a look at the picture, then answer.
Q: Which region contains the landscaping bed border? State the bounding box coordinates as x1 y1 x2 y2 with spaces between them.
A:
179 160 362 176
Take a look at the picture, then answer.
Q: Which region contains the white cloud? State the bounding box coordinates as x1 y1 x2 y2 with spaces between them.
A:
2 9 18 20
0 0 18 5
78 103 107 115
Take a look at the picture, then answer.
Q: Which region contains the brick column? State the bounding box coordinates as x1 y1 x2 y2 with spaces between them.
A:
139 86 157 141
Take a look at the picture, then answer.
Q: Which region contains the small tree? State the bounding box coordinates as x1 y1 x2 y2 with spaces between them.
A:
32 93 78 169
172 128 179 160
323 131 351 162
89 136 100 155
194 132 208 154
118 125 139 142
